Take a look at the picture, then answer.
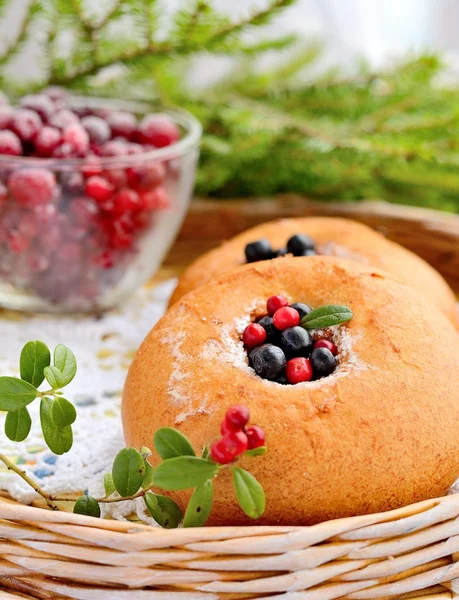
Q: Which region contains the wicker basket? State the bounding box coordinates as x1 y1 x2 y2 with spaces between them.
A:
1 198 459 600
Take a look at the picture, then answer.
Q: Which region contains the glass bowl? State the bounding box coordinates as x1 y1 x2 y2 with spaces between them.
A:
0 97 201 313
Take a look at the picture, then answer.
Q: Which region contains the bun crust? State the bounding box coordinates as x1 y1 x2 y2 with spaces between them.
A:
123 257 459 525
169 217 457 328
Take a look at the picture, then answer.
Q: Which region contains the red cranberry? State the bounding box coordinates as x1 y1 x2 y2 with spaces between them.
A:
85 176 114 202
69 197 98 225
8 230 30 253
105 169 128 189
51 143 76 158
10 109 42 142
210 439 234 464
0 130 22 156
95 250 114 269
243 323 266 349
0 106 13 129
139 187 170 210
43 86 69 103
40 225 62 251
210 431 248 464
225 405 250 431
20 94 54 122
9 168 56 207
286 357 313 384
111 188 140 215
314 339 338 356
107 111 137 139
138 115 180 147
49 110 79 130
126 163 165 191
18 212 39 238
60 242 82 261
109 217 134 249
81 116 111 144
82 156 103 177
35 126 61 157
246 425 266 449
33 203 57 224
273 306 300 330
126 143 143 154
267 295 289 316
63 124 90 156
101 140 128 157
0 182 7 211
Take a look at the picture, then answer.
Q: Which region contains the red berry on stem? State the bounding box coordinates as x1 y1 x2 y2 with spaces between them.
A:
9 168 56 207
225 405 250 431
224 430 248 455
246 425 266 450
286 357 313 384
0 130 22 156
85 175 114 203
210 439 235 464
273 306 300 330
267 295 289 316
138 115 180 147
314 338 338 356
11 109 42 142
243 323 266 349
35 126 61 157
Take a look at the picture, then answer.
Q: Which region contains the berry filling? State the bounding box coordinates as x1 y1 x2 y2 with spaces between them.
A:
245 233 318 263
0 90 182 310
242 295 344 385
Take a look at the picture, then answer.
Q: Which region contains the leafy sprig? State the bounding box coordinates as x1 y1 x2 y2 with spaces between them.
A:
1 340 267 527
300 305 353 330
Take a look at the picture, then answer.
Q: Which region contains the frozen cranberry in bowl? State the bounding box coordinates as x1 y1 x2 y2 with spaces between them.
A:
0 94 201 312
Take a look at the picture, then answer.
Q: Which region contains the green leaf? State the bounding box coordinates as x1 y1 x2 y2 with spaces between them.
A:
40 397 73 455
53 344 77 387
5 407 32 442
232 467 265 519
142 459 155 490
73 495 100 518
0 377 37 411
51 397 77 429
245 446 267 457
300 305 353 330
103 473 115 497
20 341 51 387
144 493 182 529
183 480 214 527
154 456 219 491
112 448 145 497
43 365 63 389
154 428 195 459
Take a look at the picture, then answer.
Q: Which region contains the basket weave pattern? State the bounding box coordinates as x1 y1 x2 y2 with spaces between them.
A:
1 494 459 599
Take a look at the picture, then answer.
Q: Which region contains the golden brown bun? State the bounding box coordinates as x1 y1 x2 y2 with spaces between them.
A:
123 257 459 526
169 217 458 329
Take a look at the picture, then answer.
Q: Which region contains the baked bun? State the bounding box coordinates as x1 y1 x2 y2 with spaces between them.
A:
169 217 458 328
123 257 459 525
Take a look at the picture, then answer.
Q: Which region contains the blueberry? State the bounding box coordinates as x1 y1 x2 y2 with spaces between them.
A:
245 239 274 263
290 302 312 319
280 326 313 359
257 315 280 343
287 234 316 256
249 344 286 380
310 347 337 379
275 373 289 385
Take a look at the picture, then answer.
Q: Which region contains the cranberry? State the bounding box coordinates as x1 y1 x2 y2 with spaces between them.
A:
314 339 338 356
95 250 114 269
51 143 77 158
35 126 61 157
210 439 234 464
101 140 128 157
112 188 140 215
40 225 62 251
267 295 289 316
85 176 114 202
132 210 152 230
243 323 266 349
10 109 42 142
246 425 266 449
140 187 170 210
107 111 137 139
0 130 22 155
105 169 128 189
0 182 7 210
43 86 69 103
60 242 82 261
33 203 57 224
62 124 90 156
49 110 79 130
69 197 98 225
225 405 250 431
273 306 300 330
210 431 248 464
286 357 313 384
18 212 39 238
20 94 54 122
8 230 30 253
126 163 165 191
126 143 143 154
81 116 111 144
138 115 180 147
82 156 102 177
0 106 13 129
61 172 84 194
109 217 134 249
9 168 56 207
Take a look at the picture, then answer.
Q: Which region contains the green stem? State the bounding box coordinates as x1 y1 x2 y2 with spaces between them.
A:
0 453 59 511
51 486 153 504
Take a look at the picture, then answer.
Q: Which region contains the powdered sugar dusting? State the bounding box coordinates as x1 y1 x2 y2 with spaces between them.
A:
319 242 370 264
